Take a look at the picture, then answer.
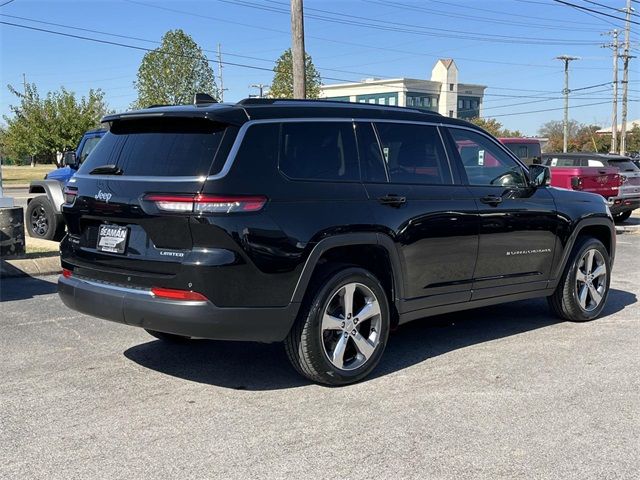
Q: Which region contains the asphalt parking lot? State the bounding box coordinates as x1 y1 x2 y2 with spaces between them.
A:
1 233 639 479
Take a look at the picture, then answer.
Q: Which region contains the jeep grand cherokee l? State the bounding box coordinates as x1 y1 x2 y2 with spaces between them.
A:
58 98 616 385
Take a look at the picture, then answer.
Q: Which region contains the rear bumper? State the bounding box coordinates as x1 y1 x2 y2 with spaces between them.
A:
607 196 640 214
58 275 299 343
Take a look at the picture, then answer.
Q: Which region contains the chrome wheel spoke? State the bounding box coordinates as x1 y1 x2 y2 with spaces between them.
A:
585 250 595 274
591 264 606 279
576 269 586 282
322 313 343 331
578 284 589 309
331 334 348 369
588 284 602 306
354 299 380 323
341 284 356 319
352 332 375 360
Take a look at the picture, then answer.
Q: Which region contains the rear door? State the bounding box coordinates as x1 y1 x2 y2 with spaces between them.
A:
444 127 559 300
63 116 233 282
358 121 478 312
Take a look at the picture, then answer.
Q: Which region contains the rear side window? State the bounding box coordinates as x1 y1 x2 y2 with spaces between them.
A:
278 122 359 182
78 118 226 177
79 136 102 164
374 122 451 185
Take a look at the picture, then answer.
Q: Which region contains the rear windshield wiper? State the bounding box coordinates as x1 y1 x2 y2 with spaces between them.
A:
89 164 123 175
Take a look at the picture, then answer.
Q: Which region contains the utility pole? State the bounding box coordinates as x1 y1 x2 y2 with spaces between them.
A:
619 0 633 156
217 43 227 102
602 30 619 153
290 0 306 99
556 55 579 153
250 83 269 98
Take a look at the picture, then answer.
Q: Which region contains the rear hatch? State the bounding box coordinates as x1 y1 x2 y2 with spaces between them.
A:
62 115 237 284
606 158 640 198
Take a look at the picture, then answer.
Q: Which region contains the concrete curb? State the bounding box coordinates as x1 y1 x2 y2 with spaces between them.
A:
1 255 61 278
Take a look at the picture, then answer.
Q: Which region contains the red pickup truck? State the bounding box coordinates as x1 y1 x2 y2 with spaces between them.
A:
542 154 640 222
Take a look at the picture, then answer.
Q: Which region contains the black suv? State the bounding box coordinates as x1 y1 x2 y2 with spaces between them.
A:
58 98 615 385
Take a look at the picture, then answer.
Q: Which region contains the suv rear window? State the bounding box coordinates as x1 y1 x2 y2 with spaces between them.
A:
607 159 639 172
78 118 227 177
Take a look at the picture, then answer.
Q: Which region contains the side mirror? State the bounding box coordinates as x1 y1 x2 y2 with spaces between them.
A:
62 151 77 168
529 164 551 188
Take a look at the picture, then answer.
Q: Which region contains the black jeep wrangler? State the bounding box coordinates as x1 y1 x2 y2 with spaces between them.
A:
58 98 615 385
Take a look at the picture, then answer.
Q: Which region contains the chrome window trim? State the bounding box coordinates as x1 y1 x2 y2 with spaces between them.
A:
74 117 513 184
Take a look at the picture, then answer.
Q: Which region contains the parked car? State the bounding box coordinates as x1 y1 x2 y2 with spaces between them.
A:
27 129 105 240
58 98 615 385
543 153 640 223
498 137 542 165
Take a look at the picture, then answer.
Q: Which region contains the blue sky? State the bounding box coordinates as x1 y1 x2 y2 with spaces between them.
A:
1 0 638 135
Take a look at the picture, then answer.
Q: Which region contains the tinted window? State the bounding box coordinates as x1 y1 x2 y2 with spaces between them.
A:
449 128 527 187
607 159 639 172
374 123 451 185
355 123 387 183
278 122 359 182
79 136 102 164
78 118 226 177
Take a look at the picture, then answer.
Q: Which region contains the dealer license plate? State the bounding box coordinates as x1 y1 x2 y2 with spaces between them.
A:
96 224 128 254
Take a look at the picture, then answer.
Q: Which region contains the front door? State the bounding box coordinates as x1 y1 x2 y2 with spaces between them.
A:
444 127 559 300
356 122 478 313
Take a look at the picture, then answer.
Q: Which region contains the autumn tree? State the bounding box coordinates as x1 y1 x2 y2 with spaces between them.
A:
133 29 218 108
269 48 322 99
2 83 107 166
469 117 523 138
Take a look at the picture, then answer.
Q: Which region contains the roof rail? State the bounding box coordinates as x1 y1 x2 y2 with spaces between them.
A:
235 97 441 115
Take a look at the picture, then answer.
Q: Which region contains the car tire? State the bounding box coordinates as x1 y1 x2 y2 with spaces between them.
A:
613 210 632 223
548 237 611 322
144 329 191 343
26 196 65 241
285 266 390 385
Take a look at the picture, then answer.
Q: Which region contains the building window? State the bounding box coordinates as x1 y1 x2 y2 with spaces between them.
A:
458 99 464 109
449 83 454 91
389 97 396 106
449 110 454 117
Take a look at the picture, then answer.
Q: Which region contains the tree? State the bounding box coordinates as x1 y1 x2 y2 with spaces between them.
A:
538 119 581 152
2 83 107 166
269 49 322 99
133 29 218 108
469 117 523 138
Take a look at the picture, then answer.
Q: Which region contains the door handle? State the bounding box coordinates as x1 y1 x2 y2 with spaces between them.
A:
479 195 503 206
378 194 407 207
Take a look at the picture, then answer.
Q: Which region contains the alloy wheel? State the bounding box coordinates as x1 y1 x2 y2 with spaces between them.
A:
321 282 382 371
30 206 49 237
575 249 607 312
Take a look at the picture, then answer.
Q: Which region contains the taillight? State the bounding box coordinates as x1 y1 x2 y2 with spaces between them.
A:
62 268 73 278
570 176 583 190
144 194 267 213
63 186 78 205
151 287 208 302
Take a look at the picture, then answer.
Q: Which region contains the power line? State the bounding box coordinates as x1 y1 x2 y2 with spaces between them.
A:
428 0 606 27
230 0 603 45
580 0 639 16
488 100 633 118
0 0 15 7
369 0 606 32
125 0 611 71
552 0 640 25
